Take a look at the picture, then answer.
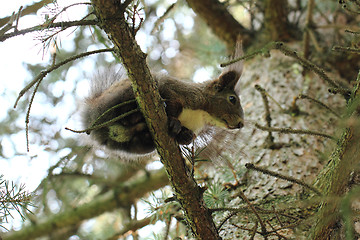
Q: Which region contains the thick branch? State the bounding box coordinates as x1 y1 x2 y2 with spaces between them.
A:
311 75 360 239
3 169 168 240
90 1 220 239
264 0 292 41
185 0 252 49
311 127 359 239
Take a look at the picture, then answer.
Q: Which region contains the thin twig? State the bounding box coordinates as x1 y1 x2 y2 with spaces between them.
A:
25 77 43 152
254 123 336 141
255 85 284 111
18 48 115 151
220 48 268 67
0 12 16 36
40 9 95 49
65 108 139 134
250 221 258 240
273 205 283 227
211 206 299 220
328 87 352 98
231 223 262 235
49 2 92 24
85 99 136 132
297 94 341 118
263 219 302 235
266 220 288 239
222 42 347 92
303 0 315 59
245 163 323 196
274 42 341 89
309 29 322 53
0 19 98 42
255 84 275 146
217 211 237 231
345 29 360 34
332 45 360 54
14 48 115 108
163 216 171 240
14 6 23 33
236 188 268 236
151 3 177 34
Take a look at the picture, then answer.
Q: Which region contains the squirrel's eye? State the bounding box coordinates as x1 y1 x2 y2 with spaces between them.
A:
228 95 237 104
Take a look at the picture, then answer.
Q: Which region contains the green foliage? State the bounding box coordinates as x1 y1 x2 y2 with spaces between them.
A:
340 186 360 240
0 175 34 230
203 182 229 208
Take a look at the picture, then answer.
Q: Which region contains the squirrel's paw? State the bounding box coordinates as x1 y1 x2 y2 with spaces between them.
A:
168 117 195 145
176 127 195 145
168 117 183 136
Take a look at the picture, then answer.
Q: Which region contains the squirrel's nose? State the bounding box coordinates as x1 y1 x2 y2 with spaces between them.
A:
237 121 244 128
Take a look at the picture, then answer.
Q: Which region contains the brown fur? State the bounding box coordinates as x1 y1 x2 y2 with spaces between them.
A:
82 44 244 155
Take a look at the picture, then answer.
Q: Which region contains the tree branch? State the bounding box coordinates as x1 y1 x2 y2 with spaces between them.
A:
106 216 153 240
0 0 53 28
311 72 360 239
90 1 220 238
0 20 98 42
185 0 252 49
264 0 292 41
3 169 168 240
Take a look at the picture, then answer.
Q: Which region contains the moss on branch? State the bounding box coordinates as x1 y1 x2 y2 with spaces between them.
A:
90 1 220 238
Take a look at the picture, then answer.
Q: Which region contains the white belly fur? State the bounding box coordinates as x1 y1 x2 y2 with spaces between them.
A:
177 108 226 134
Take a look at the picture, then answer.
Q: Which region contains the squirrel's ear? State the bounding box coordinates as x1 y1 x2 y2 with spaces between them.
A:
209 71 241 91
208 39 244 92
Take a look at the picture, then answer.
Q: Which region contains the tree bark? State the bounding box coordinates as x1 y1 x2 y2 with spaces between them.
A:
264 0 292 41
311 81 360 239
185 0 252 49
90 1 220 239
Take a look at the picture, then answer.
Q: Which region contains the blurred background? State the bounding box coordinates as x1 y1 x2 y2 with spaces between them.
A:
1 0 359 239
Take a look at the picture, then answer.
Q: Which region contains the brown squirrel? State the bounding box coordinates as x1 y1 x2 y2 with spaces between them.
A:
82 44 244 155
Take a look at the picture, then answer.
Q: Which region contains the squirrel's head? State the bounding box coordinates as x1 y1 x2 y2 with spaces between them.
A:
203 40 244 129
204 70 244 129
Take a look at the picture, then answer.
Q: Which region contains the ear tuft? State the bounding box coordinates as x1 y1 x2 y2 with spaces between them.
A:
206 38 244 92
219 38 244 92
225 39 244 73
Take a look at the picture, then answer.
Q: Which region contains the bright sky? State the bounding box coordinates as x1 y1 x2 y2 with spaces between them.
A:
0 0 89 189
0 0 199 189
0 0 176 235
0 1 90 232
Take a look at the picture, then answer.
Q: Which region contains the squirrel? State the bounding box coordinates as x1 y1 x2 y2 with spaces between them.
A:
82 43 244 155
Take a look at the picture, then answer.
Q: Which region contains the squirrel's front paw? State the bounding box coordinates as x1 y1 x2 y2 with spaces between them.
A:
168 117 182 136
176 127 195 145
168 117 195 144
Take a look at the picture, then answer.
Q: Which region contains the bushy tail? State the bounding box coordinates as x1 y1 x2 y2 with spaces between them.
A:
88 66 126 99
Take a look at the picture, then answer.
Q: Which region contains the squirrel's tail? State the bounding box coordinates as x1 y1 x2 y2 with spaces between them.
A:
88 66 126 99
